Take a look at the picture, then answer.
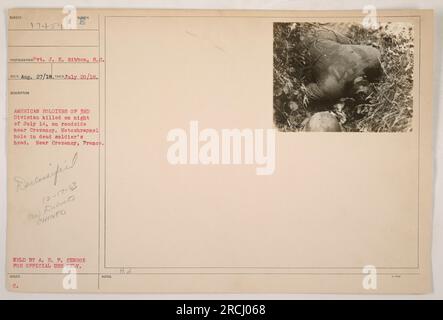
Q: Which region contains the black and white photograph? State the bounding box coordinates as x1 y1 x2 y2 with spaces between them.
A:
1 2 441 302
273 22 414 132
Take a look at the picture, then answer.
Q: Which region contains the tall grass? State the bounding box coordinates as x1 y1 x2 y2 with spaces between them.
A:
273 22 414 132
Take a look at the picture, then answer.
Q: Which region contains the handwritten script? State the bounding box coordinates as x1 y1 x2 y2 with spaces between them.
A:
14 152 78 192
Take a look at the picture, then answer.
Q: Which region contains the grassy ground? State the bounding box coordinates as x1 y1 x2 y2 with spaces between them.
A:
273 22 414 132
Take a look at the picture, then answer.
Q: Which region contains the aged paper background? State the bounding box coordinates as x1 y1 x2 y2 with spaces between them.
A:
5 8 434 293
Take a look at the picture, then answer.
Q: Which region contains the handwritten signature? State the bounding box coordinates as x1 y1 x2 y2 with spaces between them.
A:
14 152 78 192
27 181 78 226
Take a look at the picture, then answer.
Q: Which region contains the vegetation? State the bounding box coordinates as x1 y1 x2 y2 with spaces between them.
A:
273 22 414 132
